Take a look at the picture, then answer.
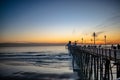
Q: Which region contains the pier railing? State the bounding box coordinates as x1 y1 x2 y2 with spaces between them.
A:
70 46 120 80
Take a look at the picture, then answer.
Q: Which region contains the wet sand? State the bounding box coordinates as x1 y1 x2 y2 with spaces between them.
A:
0 60 76 80
0 46 78 80
0 72 73 80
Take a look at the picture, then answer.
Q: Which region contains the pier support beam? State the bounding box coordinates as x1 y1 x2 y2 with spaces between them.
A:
70 46 119 80
117 61 120 78
104 58 110 80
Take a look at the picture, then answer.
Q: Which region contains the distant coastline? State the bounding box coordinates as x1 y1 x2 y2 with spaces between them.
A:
0 43 65 47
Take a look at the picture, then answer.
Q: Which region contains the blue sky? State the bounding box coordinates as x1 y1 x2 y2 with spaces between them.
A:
0 0 120 43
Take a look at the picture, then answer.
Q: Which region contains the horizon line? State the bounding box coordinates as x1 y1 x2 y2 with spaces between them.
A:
0 42 119 47
0 42 66 47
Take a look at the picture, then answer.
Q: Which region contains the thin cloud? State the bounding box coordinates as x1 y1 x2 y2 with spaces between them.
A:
95 14 120 29
92 31 104 37
96 31 104 36
72 28 76 35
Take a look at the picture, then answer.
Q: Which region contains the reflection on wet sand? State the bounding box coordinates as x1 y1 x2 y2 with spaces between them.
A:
0 60 76 80
0 46 79 80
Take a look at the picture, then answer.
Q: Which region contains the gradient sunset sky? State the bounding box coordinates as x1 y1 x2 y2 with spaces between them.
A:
0 0 120 44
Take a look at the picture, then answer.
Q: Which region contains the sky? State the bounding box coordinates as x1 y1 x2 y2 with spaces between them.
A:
0 0 120 44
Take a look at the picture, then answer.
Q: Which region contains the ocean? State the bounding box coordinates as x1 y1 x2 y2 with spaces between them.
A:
0 45 119 80
0 46 76 80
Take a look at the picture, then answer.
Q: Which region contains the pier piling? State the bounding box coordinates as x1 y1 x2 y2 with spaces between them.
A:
70 46 120 80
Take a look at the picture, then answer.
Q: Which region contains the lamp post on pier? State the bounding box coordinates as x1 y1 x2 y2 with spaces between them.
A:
81 38 83 45
91 39 93 46
93 32 96 46
104 35 106 48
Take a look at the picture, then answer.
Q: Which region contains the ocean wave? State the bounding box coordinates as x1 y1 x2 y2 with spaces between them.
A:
0 52 70 62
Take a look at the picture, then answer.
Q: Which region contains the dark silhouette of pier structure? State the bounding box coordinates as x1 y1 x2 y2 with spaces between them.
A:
70 45 120 80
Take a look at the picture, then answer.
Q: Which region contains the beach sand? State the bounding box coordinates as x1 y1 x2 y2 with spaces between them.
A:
0 60 77 80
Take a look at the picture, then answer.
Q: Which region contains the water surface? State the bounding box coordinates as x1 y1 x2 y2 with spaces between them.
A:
0 46 76 80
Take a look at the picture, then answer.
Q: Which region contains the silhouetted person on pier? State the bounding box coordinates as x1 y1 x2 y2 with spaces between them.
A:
117 44 120 49
111 44 116 49
99 45 101 48
73 41 77 48
66 41 72 55
66 41 74 70
111 44 114 49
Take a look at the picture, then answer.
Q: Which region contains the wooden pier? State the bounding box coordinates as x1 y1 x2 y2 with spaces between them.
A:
70 46 120 80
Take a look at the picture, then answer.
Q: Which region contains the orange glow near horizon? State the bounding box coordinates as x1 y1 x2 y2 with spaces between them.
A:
1 0 120 45
0 31 120 44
